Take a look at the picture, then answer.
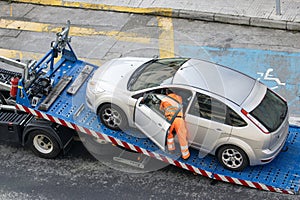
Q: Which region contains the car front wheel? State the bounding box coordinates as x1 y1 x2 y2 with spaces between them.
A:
98 104 128 131
217 145 249 171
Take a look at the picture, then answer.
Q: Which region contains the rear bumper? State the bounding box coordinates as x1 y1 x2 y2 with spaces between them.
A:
261 136 287 163
251 125 289 166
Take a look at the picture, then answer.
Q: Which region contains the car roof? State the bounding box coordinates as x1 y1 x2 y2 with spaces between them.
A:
172 59 256 105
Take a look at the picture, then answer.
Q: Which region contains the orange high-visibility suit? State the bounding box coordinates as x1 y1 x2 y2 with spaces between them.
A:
160 93 190 160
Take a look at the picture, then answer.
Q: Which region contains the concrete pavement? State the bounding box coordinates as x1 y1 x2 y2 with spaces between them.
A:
9 0 300 31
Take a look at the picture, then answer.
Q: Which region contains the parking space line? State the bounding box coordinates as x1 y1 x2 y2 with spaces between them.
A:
0 19 150 44
157 17 175 58
0 48 103 66
10 4 13 17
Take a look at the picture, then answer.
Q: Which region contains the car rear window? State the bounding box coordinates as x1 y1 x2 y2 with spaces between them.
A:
250 89 287 132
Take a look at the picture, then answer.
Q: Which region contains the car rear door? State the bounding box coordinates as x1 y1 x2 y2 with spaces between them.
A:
185 92 232 153
134 94 181 151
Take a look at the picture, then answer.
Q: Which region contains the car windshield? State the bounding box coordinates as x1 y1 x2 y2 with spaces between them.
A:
128 58 189 91
250 89 288 132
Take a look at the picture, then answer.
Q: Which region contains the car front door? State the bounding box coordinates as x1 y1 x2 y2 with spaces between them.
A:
134 94 181 151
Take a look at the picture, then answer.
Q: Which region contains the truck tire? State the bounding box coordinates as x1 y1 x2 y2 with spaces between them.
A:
28 130 61 159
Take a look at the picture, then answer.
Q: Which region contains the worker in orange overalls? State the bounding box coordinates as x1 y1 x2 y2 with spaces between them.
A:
160 90 190 160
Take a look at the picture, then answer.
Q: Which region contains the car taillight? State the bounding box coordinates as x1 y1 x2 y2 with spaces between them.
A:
241 109 269 134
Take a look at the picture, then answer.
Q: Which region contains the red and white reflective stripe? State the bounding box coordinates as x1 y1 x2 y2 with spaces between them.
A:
194 167 212 177
15 104 295 195
152 152 165 161
177 161 189 170
112 138 124 147
180 145 189 151
167 138 175 150
100 133 112 142
138 148 151 156
213 174 294 194
180 144 190 158
167 138 174 143
16 103 211 180
164 156 176 165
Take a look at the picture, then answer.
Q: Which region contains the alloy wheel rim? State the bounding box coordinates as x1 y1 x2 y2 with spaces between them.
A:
222 148 243 169
102 107 122 128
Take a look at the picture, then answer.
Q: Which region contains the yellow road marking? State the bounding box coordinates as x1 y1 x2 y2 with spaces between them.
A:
5 1 175 58
0 19 150 44
0 48 103 66
157 17 175 58
10 4 13 16
11 0 173 16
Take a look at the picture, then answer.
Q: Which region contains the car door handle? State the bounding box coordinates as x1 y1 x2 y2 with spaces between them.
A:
158 123 162 127
215 128 223 132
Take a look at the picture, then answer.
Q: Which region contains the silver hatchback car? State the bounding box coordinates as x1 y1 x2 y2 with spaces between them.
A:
86 57 289 171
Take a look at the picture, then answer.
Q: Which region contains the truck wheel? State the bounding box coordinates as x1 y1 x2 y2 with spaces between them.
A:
28 130 61 159
217 145 249 171
98 104 128 131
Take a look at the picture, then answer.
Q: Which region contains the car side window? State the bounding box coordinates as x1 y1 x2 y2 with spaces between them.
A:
226 107 247 127
144 94 165 117
143 94 181 123
188 93 247 127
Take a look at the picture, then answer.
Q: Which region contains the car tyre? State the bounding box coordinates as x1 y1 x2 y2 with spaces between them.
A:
98 104 128 131
217 145 249 171
28 130 61 159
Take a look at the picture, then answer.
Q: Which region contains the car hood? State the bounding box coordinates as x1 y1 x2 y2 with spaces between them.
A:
91 57 152 89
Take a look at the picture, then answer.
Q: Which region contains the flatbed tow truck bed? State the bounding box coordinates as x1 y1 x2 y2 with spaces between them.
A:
14 55 300 195
7 22 300 195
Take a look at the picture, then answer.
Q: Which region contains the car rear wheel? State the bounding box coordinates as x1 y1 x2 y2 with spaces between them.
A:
98 104 128 131
217 145 249 171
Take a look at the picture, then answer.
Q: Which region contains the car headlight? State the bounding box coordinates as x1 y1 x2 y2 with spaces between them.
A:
89 80 105 94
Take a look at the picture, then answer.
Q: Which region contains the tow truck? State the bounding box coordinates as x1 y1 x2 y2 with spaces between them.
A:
0 56 75 159
0 21 300 195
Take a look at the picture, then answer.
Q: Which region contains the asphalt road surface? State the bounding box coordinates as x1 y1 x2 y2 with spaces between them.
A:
0 141 298 200
0 2 299 199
